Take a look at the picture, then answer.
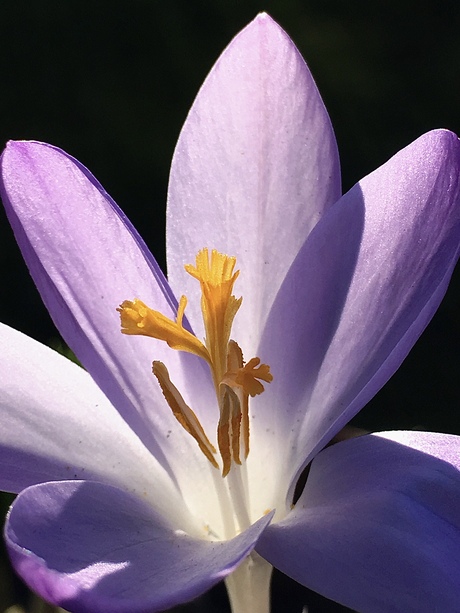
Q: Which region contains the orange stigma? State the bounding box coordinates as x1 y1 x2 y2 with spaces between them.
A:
118 248 273 476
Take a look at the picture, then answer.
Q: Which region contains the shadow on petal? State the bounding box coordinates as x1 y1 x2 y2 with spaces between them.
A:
257 433 460 612
6 481 273 613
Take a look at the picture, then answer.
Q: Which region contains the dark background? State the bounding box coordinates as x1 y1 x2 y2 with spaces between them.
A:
0 1 459 611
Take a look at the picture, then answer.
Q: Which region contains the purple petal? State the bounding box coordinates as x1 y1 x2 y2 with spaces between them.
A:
6 480 273 613
255 129 460 499
0 140 216 487
0 323 193 524
166 13 340 351
378 430 460 468
257 432 460 612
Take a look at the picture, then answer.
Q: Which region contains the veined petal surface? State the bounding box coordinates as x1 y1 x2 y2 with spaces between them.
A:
255 129 460 505
0 141 217 502
6 480 273 613
0 323 192 526
167 13 340 351
257 432 460 612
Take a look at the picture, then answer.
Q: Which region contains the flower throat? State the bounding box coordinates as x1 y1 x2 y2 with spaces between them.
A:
118 248 272 477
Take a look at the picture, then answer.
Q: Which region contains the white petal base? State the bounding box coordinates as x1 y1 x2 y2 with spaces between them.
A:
225 552 273 613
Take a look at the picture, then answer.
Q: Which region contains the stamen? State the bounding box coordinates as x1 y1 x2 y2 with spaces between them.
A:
118 248 273 477
217 341 273 470
226 341 250 458
218 384 242 477
153 361 218 469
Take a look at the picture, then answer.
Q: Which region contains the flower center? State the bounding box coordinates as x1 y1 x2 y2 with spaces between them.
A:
118 248 272 477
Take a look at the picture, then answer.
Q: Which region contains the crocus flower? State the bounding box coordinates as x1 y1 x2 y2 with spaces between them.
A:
0 12 459 613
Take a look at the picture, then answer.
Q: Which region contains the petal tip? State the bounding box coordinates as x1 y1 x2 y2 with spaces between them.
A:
238 12 293 48
4 139 33 153
253 12 275 24
2 140 48 167
2 139 21 161
420 128 460 153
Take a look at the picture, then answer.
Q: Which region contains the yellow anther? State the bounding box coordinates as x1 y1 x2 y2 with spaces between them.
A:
226 341 250 460
218 384 242 477
118 248 272 477
153 361 218 469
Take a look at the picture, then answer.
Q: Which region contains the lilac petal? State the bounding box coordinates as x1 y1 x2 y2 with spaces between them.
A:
6 480 273 613
0 323 191 524
378 430 460 467
166 13 340 350
0 140 216 485
255 129 460 500
257 432 460 612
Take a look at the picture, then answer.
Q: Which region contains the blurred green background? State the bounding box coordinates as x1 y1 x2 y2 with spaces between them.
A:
0 1 459 611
